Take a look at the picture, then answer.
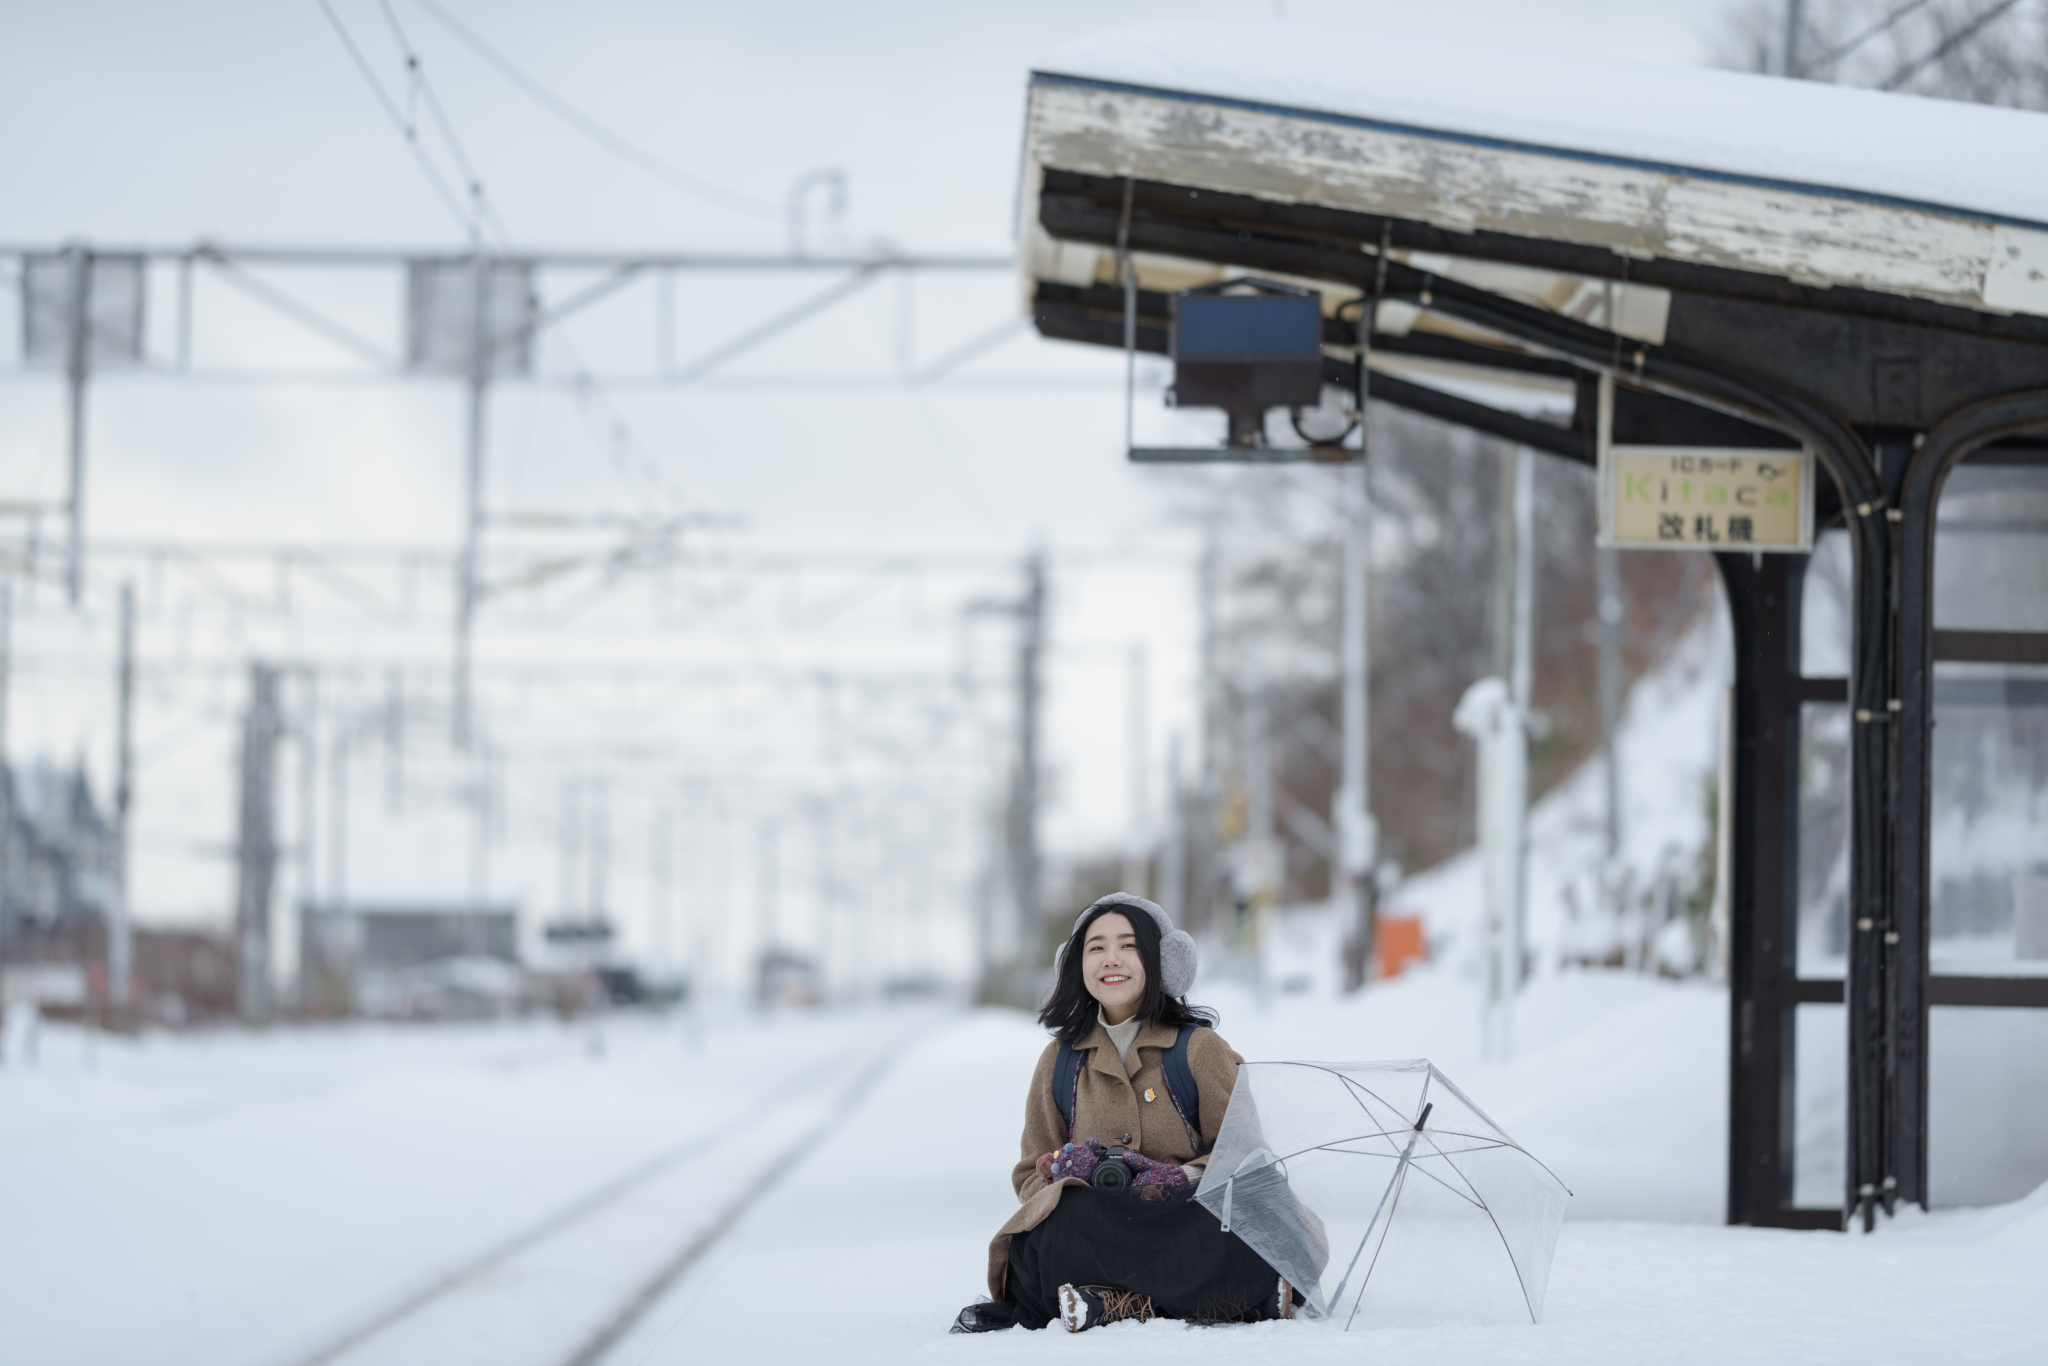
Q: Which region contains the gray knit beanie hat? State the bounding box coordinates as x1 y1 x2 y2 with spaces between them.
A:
1055 892 1198 998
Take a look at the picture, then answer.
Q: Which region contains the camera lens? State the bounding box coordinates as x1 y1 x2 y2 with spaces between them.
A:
1092 1158 1131 1190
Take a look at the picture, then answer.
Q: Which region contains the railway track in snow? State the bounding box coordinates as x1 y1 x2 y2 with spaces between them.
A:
282 1027 913 1366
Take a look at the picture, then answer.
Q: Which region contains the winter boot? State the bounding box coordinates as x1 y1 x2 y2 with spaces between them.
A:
949 1297 1019 1333
1277 1277 1296 1320
1057 1283 1156 1332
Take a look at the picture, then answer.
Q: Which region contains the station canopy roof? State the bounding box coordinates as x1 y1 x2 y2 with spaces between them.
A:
1021 20 2048 321
1017 21 2048 479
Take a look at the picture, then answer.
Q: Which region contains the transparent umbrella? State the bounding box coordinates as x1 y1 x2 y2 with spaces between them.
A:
1193 1059 1571 1328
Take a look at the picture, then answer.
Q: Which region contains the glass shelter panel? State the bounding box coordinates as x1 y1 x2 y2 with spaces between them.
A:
1791 1002 1846 1210
1928 668 2048 975
1933 465 2048 632
1928 1007 2048 1207
1800 530 1852 678
1796 703 1851 979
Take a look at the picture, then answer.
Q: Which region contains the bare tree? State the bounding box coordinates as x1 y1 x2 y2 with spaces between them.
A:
1150 411 1707 913
1717 0 2048 109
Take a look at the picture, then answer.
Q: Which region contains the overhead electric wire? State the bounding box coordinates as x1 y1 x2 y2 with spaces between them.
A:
409 0 783 220
317 0 699 513
313 0 475 235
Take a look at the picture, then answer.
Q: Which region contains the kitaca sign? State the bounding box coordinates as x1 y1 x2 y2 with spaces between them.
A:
1594 376 1814 552
1601 447 1813 551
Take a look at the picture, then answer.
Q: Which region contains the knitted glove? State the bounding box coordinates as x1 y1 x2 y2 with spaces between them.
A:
1123 1150 1192 1201
1047 1139 1105 1183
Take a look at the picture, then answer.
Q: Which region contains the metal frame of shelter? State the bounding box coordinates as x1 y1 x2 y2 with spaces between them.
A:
1017 65 2048 1231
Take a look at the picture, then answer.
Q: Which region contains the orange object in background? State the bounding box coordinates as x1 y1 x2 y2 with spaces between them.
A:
1374 914 1426 979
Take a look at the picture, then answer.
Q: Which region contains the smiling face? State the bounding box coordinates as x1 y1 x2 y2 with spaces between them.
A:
1081 912 1147 1025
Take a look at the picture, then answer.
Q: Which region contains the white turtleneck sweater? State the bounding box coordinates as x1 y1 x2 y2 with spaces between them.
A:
1100 1008 1142 1062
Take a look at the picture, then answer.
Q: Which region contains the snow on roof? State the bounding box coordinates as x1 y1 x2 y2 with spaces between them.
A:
1024 20 2048 317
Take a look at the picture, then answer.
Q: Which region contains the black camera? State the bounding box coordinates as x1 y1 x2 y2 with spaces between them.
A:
1092 1145 1133 1191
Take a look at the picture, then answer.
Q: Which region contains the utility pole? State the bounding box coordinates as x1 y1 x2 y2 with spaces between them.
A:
235 662 282 1024
109 582 136 1013
383 667 404 816
0 585 12 1052
811 797 837 998
1596 543 1624 861
558 775 581 915
1122 644 1151 896
1336 457 1379 991
1509 448 1536 988
64 244 91 608
1462 447 1535 1055
587 772 610 922
756 816 779 1003
1007 551 1046 969
1160 732 1187 929
295 670 318 1003
454 252 493 750
327 716 350 921
465 732 493 955
650 798 673 971
1244 646 1278 911
1192 528 1220 937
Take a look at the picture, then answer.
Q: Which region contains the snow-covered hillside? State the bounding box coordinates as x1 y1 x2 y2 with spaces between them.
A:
1391 606 1730 980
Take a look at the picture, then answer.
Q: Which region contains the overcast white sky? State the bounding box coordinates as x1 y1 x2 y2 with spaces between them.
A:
0 1 1737 979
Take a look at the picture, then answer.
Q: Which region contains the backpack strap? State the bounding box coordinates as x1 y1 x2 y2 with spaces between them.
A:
1161 1023 1204 1139
1052 1040 1081 1137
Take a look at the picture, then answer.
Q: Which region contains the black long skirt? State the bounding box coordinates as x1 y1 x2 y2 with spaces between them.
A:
1004 1186 1285 1329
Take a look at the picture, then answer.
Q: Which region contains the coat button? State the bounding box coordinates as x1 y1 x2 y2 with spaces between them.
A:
1120 1133 1132 1145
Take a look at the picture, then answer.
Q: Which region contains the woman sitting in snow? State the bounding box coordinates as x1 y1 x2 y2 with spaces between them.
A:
952 893 1301 1333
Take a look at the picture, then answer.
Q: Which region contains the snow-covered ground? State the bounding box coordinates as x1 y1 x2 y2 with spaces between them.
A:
6 978 2044 1365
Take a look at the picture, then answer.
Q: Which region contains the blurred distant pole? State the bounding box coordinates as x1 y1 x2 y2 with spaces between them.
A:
1462 446 1534 1056
383 667 405 817
0 585 11 1033
466 741 492 956
1245 644 1278 914
63 244 90 608
651 798 674 971
108 582 136 1013
295 671 318 990
755 817 779 1003
1192 528 1220 935
1509 448 1536 987
1597 543 1624 861
1160 733 1187 929
453 252 492 750
327 724 350 922
235 662 282 1025
1335 455 1378 991
1122 644 1151 896
1007 550 1045 955
811 797 838 997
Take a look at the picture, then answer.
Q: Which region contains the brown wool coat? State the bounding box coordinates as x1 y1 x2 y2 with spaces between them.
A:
986 1018 1244 1297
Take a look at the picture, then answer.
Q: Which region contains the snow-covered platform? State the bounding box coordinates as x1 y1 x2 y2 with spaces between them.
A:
5 986 2044 1364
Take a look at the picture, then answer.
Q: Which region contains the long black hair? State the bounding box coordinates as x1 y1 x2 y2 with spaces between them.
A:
1038 901 1216 1047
